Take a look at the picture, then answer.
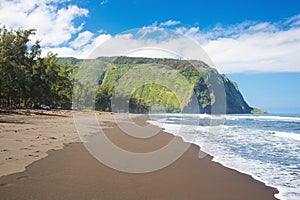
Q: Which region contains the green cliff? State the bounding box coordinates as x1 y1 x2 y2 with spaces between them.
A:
64 56 257 114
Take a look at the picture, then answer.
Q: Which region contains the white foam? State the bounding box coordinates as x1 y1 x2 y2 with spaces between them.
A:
150 113 300 123
148 115 300 200
274 131 300 141
225 115 300 123
149 113 215 119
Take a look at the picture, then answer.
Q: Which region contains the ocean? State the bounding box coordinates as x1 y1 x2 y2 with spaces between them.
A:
148 114 300 200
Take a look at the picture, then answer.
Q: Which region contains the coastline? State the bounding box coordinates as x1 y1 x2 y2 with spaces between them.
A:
146 117 283 199
0 110 279 199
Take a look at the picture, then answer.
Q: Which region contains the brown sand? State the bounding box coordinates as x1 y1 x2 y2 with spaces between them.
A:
0 109 81 177
0 110 278 200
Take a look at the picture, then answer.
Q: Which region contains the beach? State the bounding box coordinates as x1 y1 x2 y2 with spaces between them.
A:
0 110 278 199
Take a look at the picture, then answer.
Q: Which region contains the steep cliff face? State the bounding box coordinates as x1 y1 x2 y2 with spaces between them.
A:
221 75 253 114
62 56 256 114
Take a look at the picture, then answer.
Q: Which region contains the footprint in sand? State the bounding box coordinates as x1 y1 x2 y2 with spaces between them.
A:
20 147 31 150
0 183 9 187
16 175 30 180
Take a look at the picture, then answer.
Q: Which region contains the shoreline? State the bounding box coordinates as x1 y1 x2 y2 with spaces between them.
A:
146 119 282 199
146 119 281 199
0 110 279 199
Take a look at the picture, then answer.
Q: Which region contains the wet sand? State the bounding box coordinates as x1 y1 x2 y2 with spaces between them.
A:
0 110 278 200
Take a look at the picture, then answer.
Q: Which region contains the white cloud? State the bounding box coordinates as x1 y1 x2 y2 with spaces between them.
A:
43 33 112 58
284 14 300 27
100 0 108 6
0 0 88 47
86 27 214 67
176 15 300 73
96 16 300 74
70 31 94 48
202 29 300 73
125 48 180 59
159 20 181 27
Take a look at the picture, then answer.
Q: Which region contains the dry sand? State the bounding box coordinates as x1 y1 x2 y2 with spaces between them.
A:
0 109 80 177
0 110 278 200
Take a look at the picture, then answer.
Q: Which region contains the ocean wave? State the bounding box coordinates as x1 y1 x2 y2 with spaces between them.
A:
150 113 300 123
241 129 300 142
148 115 300 200
273 131 300 141
225 115 300 123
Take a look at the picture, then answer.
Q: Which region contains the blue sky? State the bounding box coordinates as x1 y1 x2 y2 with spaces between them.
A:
81 0 300 34
228 73 300 114
0 0 300 113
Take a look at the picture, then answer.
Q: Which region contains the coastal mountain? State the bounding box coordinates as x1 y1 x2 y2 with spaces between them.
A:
60 56 262 114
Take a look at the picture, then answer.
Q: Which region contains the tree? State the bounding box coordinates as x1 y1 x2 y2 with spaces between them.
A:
0 26 74 108
95 84 113 111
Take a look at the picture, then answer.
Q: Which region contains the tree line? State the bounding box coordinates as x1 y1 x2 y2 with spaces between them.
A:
0 27 74 109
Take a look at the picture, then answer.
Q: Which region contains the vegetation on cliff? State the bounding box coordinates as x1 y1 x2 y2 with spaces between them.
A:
70 56 256 114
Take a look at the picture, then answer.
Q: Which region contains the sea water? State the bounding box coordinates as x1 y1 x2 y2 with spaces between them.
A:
148 114 300 200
